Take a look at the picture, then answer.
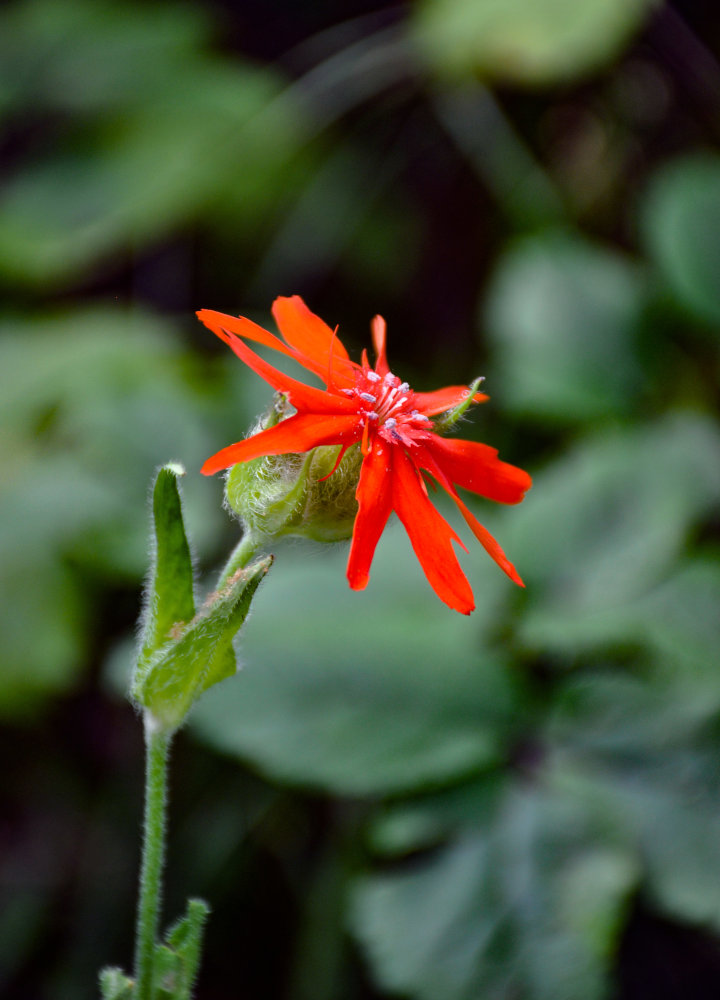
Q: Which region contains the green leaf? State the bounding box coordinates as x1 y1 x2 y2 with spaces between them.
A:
0 0 210 115
641 153 720 327
553 672 720 929
411 0 659 86
432 376 486 433
352 769 637 1000
133 555 272 731
191 524 525 795
506 413 720 657
485 232 645 422
137 465 196 672
0 0 305 289
150 899 209 1000
98 966 134 1000
0 306 225 717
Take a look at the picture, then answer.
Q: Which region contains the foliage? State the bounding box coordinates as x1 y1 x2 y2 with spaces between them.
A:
2 0 720 998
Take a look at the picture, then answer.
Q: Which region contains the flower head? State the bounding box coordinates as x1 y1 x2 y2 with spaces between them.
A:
198 296 531 614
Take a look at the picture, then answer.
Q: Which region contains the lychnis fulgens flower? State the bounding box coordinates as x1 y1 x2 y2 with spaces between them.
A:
198 296 531 614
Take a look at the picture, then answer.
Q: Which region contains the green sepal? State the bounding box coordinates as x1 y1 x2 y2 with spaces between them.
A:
432 377 486 433
132 555 272 731
151 899 210 1000
136 464 196 676
99 966 135 999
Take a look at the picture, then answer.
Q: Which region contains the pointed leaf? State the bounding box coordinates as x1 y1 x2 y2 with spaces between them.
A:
431 377 486 433
133 556 272 730
151 944 181 1000
150 899 210 1000
136 464 196 675
98 966 135 1000
166 899 210 999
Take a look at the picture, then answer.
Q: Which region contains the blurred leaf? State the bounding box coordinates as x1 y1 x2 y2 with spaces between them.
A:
554 672 720 928
0 307 223 576
98 966 134 999
352 769 637 1000
0 0 209 115
508 413 720 656
191 524 524 795
641 153 720 327
485 232 645 422
526 557 720 672
0 306 226 716
412 0 659 86
0 0 307 288
628 559 720 674
0 555 86 717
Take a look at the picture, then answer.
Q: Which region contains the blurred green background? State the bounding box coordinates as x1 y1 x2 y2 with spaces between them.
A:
2 0 720 997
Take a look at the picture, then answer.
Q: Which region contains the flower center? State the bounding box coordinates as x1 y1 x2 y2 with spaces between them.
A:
343 368 431 447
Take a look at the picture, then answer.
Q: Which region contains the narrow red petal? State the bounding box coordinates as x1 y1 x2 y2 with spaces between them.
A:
424 436 532 504
201 413 362 475
449 491 525 587
197 309 295 360
346 440 393 590
413 386 489 416
272 296 357 387
416 445 525 586
392 449 475 614
371 315 390 376
213 332 358 415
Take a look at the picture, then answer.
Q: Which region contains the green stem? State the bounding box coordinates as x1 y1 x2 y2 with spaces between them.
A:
216 532 262 589
134 719 172 999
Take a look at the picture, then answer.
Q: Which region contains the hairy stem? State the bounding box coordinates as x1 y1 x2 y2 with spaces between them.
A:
134 719 172 999
216 532 262 589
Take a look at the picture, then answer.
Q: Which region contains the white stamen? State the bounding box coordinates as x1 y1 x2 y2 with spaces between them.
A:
341 388 355 396
366 371 381 382
359 392 377 403
385 417 397 429
367 411 379 420
399 382 409 392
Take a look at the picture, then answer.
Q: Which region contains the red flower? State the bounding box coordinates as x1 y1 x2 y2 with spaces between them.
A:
198 296 531 614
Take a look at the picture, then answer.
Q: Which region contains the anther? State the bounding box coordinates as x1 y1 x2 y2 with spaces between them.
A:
359 392 377 404
399 382 409 392
366 371 381 382
385 417 397 429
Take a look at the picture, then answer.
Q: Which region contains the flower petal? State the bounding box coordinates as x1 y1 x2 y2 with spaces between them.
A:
346 440 394 590
272 296 357 387
416 445 525 586
449 490 525 587
392 449 475 614
423 436 532 504
371 315 390 376
197 309 295 360
201 413 362 475
414 386 489 416
210 330 359 415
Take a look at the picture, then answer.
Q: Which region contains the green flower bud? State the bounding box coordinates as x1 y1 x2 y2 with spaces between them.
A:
225 395 362 544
